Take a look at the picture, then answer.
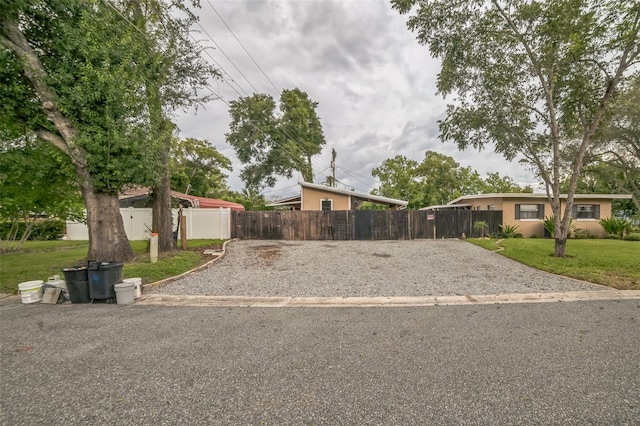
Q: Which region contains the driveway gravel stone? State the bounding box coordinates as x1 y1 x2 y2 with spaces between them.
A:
148 240 606 297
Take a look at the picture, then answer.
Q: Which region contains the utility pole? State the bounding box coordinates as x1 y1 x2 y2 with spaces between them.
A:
330 148 337 187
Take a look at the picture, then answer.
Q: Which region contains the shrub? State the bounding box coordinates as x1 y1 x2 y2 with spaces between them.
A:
572 229 589 239
622 233 640 241
572 229 598 239
498 224 523 238
543 216 576 238
599 217 632 238
0 219 65 241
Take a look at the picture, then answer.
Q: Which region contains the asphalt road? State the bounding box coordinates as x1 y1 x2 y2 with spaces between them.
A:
2 300 639 425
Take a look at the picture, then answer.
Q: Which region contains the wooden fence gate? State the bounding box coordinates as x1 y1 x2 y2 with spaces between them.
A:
231 210 502 240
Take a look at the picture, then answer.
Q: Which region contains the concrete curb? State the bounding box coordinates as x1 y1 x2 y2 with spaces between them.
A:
141 239 237 291
134 289 640 308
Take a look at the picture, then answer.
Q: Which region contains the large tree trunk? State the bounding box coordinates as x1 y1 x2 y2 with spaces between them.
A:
84 189 135 262
2 19 134 263
152 149 175 254
149 114 176 253
554 237 567 258
74 157 135 262
128 1 176 254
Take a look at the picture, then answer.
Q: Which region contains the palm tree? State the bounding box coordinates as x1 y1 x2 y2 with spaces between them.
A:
473 221 489 238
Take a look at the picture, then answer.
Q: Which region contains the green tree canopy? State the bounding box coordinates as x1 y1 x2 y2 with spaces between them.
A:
1 0 215 261
170 137 232 197
590 77 640 211
392 0 640 256
1 0 156 193
220 187 268 211
484 172 533 193
0 138 84 250
226 88 326 190
372 151 530 209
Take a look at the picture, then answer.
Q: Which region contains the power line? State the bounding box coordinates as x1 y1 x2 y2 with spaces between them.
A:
187 30 250 98
105 0 378 193
203 1 334 176
201 2 373 186
336 165 381 188
261 184 300 194
206 0 280 95
97 0 314 185
194 21 259 95
180 7 332 176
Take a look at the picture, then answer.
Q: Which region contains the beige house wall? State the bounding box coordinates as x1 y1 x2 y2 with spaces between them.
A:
454 196 613 237
568 199 611 238
301 187 351 211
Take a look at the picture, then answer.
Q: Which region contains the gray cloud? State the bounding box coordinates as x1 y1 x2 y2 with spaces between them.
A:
175 0 539 198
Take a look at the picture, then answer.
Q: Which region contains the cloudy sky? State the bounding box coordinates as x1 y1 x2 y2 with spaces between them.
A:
174 0 540 200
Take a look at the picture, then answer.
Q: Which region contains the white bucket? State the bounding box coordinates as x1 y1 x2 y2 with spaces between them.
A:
46 275 69 302
122 278 142 299
114 282 135 305
46 275 67 290
18 280 45 304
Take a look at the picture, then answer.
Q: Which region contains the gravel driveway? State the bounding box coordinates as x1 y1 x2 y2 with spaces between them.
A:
148 240 606 297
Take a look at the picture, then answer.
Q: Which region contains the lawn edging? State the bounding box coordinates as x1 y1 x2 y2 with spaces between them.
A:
141 238 237 291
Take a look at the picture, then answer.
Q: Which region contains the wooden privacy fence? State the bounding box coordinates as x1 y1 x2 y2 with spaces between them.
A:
232 210 502 240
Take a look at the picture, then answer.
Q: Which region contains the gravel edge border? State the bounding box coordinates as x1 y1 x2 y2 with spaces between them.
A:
141 238 237 291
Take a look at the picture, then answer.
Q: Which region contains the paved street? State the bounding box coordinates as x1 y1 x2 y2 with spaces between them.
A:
2 300 639 425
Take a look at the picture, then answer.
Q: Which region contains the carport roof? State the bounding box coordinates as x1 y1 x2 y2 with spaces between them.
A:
266 182 408 209
300 181 408 208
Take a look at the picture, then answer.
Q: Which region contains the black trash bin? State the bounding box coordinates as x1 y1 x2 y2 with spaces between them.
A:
88 261 123 301
62 267 91 303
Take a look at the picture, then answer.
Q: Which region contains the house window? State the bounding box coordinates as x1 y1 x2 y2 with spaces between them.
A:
515 204 544 220
488 205 495 211
321 199 333 211
572 204 600 219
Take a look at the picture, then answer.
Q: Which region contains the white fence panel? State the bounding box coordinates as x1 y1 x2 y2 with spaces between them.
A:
66 207 231 240
124 207 153 240
65 221 89 240
178 208 231 240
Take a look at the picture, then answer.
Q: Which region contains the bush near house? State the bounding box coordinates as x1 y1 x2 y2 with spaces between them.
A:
0 219 65 242
599 217 633 238
542 216 576 238
497 224 523 238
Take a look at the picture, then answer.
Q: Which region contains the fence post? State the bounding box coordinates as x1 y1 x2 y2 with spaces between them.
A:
150 233 158 263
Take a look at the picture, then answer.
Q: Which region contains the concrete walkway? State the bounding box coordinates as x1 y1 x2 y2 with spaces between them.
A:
5 289 640 307
135 289 640 307
6 290 640 307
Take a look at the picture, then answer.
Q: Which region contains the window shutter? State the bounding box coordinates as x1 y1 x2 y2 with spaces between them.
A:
594 204 600 219
572 205 578 218
515 204 520 219
538 204 545 219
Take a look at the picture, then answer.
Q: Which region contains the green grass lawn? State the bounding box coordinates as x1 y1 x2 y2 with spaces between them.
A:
0 239 223 294
467 238 640 290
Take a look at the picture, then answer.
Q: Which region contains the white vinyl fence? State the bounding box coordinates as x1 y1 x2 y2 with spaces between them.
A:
65 207 231 241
